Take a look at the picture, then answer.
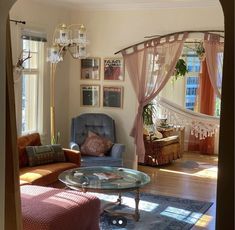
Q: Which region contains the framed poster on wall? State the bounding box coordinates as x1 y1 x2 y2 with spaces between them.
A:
103 58 124 81
80 85 100 107
81 57 100 80
103 86 123 108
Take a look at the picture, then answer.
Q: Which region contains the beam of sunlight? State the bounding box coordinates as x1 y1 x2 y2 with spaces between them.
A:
160 167 217 179
195 214 213 227
91 193 159 212
160 206 203 224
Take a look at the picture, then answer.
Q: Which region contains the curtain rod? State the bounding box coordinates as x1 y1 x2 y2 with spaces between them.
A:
114 30 224 55
10 19 26 25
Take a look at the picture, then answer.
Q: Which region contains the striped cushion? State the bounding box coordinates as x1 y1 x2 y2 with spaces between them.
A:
26 144 65 167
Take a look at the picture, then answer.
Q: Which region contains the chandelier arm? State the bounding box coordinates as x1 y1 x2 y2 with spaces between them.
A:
67 24 83 29
52 24 64 42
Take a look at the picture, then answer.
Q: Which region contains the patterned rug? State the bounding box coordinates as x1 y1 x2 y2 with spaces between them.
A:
95 192 213 230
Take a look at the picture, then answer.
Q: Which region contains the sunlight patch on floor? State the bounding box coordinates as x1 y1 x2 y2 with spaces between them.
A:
91 193 159 212
160 167 217 179
194 214 213 227
160 206 203 224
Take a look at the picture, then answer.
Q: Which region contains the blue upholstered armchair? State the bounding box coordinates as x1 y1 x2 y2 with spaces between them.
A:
70 113 125 167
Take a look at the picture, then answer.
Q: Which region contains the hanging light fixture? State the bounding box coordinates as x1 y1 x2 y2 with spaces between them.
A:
47 23 88 144
47 23 88 63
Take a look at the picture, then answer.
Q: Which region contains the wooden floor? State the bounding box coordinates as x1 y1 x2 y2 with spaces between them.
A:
138 152 218 230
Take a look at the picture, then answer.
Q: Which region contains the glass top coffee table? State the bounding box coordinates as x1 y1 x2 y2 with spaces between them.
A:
59 166 150 221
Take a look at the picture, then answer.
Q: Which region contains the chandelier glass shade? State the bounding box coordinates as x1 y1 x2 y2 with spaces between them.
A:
47 23 88 63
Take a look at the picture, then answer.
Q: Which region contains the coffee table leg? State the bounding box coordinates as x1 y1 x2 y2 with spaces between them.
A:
134 189 140 221
117 192 122 205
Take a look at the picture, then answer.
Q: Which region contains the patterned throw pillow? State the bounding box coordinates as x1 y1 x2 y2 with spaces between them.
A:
81 131 113 157
26 144 65 167
51 144 66 162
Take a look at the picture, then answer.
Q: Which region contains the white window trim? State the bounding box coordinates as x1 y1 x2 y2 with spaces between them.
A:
19 30 46 136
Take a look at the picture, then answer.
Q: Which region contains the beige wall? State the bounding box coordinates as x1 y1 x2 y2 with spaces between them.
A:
10 0 72 147
69 7 224 167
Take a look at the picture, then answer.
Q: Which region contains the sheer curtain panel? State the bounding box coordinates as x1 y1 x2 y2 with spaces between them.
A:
122 33 188 163
204 33 224 99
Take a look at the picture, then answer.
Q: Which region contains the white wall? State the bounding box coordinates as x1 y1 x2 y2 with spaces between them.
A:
69 7 224 167
10 0 72 147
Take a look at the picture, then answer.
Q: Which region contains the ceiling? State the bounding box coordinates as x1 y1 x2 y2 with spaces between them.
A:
34 0 220 10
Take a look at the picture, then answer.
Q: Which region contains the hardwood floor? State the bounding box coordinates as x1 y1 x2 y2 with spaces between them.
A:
138 152 218 230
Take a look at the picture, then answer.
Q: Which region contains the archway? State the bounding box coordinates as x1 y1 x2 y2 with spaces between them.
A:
0 0 233 229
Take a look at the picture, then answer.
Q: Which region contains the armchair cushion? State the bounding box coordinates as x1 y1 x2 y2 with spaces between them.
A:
81 131 113 157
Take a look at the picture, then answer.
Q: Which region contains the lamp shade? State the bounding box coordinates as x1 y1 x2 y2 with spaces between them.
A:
69 44 87 59
72 24 87 44
54 24 70 46
47 45 63 63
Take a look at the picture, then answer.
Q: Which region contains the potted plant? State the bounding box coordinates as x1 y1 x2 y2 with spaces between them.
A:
173 58 188 80
142 102 157 133
195 41 206 61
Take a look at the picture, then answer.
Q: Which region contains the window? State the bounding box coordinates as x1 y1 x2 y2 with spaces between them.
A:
183 45 222 116
20 32 46 134
184 48 200 111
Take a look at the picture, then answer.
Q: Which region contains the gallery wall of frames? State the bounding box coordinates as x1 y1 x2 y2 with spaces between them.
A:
80 57 124 109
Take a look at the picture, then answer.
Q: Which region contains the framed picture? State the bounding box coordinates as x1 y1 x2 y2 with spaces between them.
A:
80 85 100 107
104 58 124 81
81 57 100 80
103 86 123 108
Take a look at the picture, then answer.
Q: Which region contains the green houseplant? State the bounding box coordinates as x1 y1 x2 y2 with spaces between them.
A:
195 41 206 61
174 58 188 80
142 102 157 127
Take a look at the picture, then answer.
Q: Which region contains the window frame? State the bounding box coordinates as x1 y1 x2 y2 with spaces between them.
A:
19 32 45 135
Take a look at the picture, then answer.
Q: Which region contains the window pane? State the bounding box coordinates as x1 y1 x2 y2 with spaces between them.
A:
22 52 38 69
22 74 38 133
23 40 30 51
215 97 221 117
29 40 38 52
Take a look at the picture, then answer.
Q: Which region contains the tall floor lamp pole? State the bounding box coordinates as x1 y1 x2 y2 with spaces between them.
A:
47 23 87 144
50 63 56 144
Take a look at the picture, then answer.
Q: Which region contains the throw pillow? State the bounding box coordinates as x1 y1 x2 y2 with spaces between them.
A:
81 131 113 157
26 144 65 167
51 144 66 162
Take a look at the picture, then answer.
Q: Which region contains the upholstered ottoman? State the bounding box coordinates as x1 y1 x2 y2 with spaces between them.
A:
21 185 101 230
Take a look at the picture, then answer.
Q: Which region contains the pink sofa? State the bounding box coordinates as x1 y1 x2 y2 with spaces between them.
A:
21 185 101 230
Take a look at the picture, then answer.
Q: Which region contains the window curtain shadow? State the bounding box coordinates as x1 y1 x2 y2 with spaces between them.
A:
5 16 22 230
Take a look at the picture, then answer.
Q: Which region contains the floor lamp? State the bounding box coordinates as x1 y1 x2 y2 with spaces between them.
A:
47 23 88 144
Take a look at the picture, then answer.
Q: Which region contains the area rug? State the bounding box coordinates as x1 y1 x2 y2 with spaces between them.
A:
94 192 213 230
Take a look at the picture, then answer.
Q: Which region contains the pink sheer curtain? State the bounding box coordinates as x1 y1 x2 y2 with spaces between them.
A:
204 33 224 99
122 33 188 163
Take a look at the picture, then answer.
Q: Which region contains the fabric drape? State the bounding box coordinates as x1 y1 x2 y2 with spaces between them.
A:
5 17 22 230
122 33 188 162
188 59 215 154
204 33 224 99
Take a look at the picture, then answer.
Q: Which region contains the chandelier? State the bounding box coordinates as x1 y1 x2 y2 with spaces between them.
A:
47 23 88 63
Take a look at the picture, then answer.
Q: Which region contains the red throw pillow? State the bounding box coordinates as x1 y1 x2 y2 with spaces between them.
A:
81 131 113 157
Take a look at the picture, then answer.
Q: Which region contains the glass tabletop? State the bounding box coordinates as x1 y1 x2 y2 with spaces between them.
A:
59 166 150 191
